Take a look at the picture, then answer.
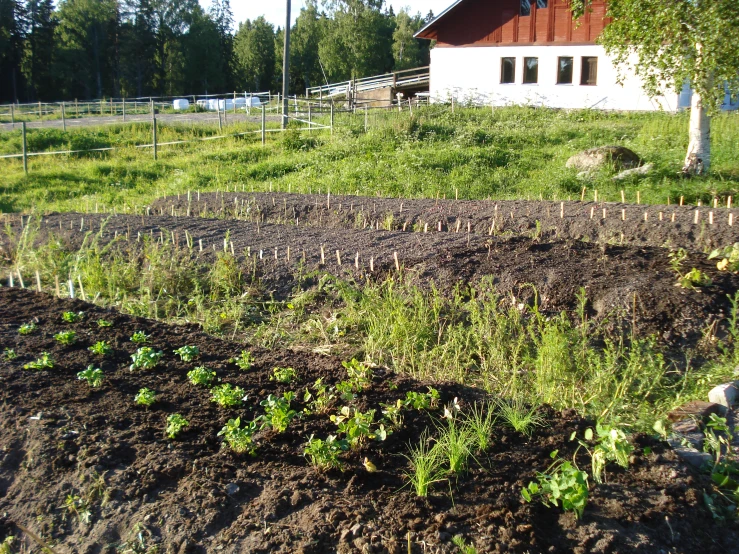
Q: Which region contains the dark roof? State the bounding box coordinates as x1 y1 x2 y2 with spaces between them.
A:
414 0 467 40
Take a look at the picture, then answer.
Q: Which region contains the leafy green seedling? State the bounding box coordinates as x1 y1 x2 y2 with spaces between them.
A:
134 388 157 407
403 387 440 410
166 414 189 439
270 366 297 384
521 451 589 519
380 399 404 429
88 340 112 356
77 365 103 387
54 330 77 345
335 380 357 402
304 434 349 471
709 243 739 273
573 423 633 484
187 366 216 387
97 319 113 328
402 433 446 497
451 536 478 554
211 383 246 408
173 345 199 362
18 322 38 335
259 392 298 432
342 358 373 391
303 378 336 415
0 536 15 554
3 349 17 360
23 352 54 370
497 398 545 437
65 494 92 524
129 347 163 370
677 267 712 289
232 350 253 371
130 330 150 344
331 406 387 447
62 311 83 323
218 417 258 454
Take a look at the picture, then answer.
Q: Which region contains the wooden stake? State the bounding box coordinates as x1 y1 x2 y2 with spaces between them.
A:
590 207 594 219
680 196 684 206
455 219 461 233
17 269 24 289
424 223 428 233
621 209 626 221
644 211 648 222
602 208 606 219
336 250 342 265
55 275 60 297
637 191 641 204
560 202 564 219
694 210 700 224
730 213 734 226
671 213 676 222
728 197 733 209
287 246 291 261
709 211 714 225
394 251 400 271
199 239 203 252
714 198 719 209
659 212 663 221
581 187 586 202
320 245 325 265
35 270 41 292
594 190 598 202
370 257 374 272
355 252 359 269
77 275 86 301
620 190 625 203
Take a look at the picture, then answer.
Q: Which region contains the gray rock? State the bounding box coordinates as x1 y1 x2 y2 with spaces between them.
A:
225 483 239 495
708 382 739 408
566 146 642 172
613 163 654 181
666 438 712 469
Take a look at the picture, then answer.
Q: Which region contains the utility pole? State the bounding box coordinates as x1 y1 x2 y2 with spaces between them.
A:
281 0 291 129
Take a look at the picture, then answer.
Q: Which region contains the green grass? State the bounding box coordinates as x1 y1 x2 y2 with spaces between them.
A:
1 106 738 213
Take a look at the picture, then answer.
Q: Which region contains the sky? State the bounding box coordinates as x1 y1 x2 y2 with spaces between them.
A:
200 1 454 29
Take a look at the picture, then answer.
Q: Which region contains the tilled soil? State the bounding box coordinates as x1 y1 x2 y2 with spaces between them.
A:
4 210 739 348
1 287 737 554
151 192 739 252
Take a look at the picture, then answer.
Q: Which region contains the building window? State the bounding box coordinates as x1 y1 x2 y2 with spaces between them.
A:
581 57 598 86
557 57 573 84
521 0 547 16
523 57 538 84
501 57 516 84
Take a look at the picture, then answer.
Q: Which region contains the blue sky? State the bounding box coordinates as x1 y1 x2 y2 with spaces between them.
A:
200 1 453 29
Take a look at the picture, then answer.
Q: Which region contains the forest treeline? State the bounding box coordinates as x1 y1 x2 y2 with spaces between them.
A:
0 0 433 103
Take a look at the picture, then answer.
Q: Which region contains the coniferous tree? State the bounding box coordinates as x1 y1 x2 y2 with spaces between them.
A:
233 16 275 92
21 0 55 100
0 0 25 102
120 0 157 97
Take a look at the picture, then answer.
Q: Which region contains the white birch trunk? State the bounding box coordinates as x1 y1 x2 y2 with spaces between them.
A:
683 89 711 174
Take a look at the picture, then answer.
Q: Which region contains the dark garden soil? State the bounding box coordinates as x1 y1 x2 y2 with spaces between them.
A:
151 192 739 252
1 287 738 554
4 207 739 349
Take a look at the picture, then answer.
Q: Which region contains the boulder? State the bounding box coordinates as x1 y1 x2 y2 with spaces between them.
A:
566 146 643 172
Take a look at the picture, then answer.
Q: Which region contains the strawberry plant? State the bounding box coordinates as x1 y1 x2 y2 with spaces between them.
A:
259 392 298 432
18 322 37 335
270 366 297 384
54 330 77 345
134 388 156 407
335 380 357 402
173 345 199 362
342 358 373 391
304 434 349 471
187 366 216 387
380 399 404 429
3 349 17 360
97 319 113 328
404 387 440 410
77 366 103 387
88 340 112 356
23 352 54 370
218 417 258 454
521 451 589 519
330 406 388 448
573 423 633 484
303 378 336 415
211 383 246 408
232 350 253 371
62 311 83 323
129 347 163 371
166 414 189 439
130 330 150 344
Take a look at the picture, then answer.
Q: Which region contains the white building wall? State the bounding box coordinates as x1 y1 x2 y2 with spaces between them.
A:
429 44 683 112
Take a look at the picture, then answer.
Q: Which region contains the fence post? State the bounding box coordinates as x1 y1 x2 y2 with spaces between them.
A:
308 104 312 132
75 99 78 117
10 104 14 128
22 122 28 175
61 102 66 132
152 115 157 161
122 98 126 122
218 104 223 131
233 91 236 114
364 106 368 133
330 102 334 135
38 101 42 118
261 105 266 145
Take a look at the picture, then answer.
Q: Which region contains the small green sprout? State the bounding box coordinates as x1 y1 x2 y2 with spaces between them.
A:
54 330 77 345
65 494 92 524
129 347 163 370
18 322 38 335
23 352 54 370
258 392 298 433
270 366 297 384
330 406 387 448
166 413 189 439
677 267 712 289
187 366 216 387
573 423 633 484
77 365 103 387
232 350 254 371
211 383 246 408
62 311 84 323
130 330 150 344
173 345 199 362
97 319 113 328
403 387 441 410
342 358 373 391
3 348 17 360
218 417 258 454
303 378 336 415
521 451 589 519
304 434 349 471
134 387 157 407
88 341 112 356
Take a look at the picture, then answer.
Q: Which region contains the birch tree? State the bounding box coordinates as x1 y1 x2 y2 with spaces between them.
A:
572 0 739 174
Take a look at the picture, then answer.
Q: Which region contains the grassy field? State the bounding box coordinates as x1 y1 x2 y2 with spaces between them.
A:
1 105 738 213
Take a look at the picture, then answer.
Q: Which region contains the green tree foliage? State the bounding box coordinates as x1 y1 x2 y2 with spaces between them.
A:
290 0 325 91
119 0 157 98
233 16 275 92
572 0 739 172
0 0 26 102
392 9 428 71
21 0 55 100
183 4 225 94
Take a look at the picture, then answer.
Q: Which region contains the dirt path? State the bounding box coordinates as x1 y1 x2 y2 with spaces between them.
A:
1 287 735 554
